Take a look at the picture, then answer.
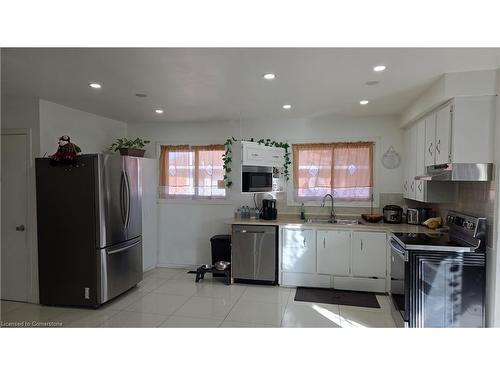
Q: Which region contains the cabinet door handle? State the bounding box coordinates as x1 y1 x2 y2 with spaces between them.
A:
428 142 433 156
323 238 326 248
303 237 306 247
404 181 407 191
360 239 363 251
251 153 259 157
418 181 422 192
410 181 414 191
272 155 279 158
436 139 441 154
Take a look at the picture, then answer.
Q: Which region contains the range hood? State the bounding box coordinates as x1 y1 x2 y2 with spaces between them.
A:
415 163 494 182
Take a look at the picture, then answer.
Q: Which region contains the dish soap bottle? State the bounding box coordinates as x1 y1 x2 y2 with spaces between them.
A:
300 203 306 220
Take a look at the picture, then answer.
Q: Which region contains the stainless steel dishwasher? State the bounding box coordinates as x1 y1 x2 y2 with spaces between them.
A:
232 225 278 285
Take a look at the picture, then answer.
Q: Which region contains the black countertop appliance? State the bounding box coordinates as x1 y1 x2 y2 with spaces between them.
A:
383 205 403 223
261 199 277 220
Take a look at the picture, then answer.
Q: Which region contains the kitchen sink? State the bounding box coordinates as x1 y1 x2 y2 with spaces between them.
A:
305 218 362 225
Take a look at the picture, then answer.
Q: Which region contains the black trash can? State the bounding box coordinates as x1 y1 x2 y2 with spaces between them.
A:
210 235 231 277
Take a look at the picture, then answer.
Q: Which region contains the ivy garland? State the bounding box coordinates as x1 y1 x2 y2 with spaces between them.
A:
222 137 291 188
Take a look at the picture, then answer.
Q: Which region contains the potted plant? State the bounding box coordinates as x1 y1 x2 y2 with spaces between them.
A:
109 137 151 157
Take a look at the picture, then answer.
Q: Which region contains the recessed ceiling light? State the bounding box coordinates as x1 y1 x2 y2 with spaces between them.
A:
155 109 164 114
373 65 386 72
365 80 380 86
282 104 292 110
359 100 369 105
88 82 102 89
263 73 276 80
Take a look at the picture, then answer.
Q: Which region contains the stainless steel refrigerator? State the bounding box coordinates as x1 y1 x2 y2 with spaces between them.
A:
36 154 143 308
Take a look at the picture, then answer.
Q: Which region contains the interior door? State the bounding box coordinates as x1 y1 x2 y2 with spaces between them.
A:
97 154 127 248
1 132 31 302
124 157 142 240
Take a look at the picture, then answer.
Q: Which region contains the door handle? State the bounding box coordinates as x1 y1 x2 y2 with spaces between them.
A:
428 142 433 156
124 170 131 228
436 139 441 154
303 237 306 247
16 225 25 231
418 182 422 192
107 239 141 255
360 239 363 251
323 238 326 248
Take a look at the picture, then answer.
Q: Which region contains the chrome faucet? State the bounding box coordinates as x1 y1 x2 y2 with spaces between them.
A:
322 193 336 223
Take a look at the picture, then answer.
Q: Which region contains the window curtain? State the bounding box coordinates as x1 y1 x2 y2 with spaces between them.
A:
332 142 373 201
292 142 374 201
159 145 193 198
159 144 226 199
293 143 334 200
193 144 226 198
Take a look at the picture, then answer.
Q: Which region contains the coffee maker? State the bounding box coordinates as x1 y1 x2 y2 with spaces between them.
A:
261 199 278 220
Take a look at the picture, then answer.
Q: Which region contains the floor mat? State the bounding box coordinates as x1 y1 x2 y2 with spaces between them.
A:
294 287 380 308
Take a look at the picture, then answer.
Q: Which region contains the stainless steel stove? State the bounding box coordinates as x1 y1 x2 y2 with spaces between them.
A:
391 211 486 252
390 211 487 328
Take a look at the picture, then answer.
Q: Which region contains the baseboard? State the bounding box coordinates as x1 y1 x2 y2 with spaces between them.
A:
156 263 200 269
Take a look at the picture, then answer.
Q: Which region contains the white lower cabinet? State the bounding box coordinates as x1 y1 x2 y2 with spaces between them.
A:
351 231 387 278
282 228 315 273
316 230 350 276
281 227 387 293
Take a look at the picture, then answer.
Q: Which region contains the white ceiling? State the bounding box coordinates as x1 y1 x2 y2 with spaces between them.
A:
3 48 500 123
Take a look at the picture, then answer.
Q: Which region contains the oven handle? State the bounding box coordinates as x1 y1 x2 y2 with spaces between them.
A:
390 239 409 262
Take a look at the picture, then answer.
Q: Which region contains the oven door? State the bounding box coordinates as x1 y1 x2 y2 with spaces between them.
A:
242 166 273 192
390 238 409 325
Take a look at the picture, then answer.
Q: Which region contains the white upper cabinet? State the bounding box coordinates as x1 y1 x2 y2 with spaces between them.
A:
282 228 315 273
402 96 495 203
415 119 426 201
424 113 436 167
351 231 386 278
435 104 452 165
316 230 351 276
241 141 285 167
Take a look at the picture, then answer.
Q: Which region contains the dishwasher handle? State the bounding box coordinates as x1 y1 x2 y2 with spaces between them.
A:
234 229 266 234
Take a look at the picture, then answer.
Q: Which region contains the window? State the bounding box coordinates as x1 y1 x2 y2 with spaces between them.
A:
292 142 374 201
159 144 226 199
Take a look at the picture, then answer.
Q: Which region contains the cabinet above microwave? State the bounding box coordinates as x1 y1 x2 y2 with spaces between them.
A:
241 141 285 167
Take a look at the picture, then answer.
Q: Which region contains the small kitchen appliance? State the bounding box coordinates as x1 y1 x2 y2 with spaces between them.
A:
383 205 403 223
406 208 420 224
261 199 278 220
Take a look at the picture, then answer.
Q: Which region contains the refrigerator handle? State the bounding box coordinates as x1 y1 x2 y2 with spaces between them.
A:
124 170 131 228
120 171 126 226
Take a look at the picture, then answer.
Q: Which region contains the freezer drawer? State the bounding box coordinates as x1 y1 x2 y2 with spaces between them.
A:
232 225 277 283
100 237 143 303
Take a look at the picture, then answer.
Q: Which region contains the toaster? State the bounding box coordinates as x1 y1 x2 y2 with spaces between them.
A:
407 208 420 225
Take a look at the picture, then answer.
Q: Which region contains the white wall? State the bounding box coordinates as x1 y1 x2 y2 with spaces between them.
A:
141 158 159 271
492 67 500 327
400 69 498 126
128 114 403 267
39 100 127 156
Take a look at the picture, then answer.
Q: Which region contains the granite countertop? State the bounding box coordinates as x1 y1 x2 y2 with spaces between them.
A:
226 214 437 234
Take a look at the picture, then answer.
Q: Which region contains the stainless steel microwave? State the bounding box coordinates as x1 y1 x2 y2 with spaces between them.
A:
242 166 273 192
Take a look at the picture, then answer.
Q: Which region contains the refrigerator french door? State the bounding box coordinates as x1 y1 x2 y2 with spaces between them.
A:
36 154 142 308
97 155 143 303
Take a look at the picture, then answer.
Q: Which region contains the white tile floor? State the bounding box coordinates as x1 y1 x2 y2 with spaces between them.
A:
0 267 396 328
